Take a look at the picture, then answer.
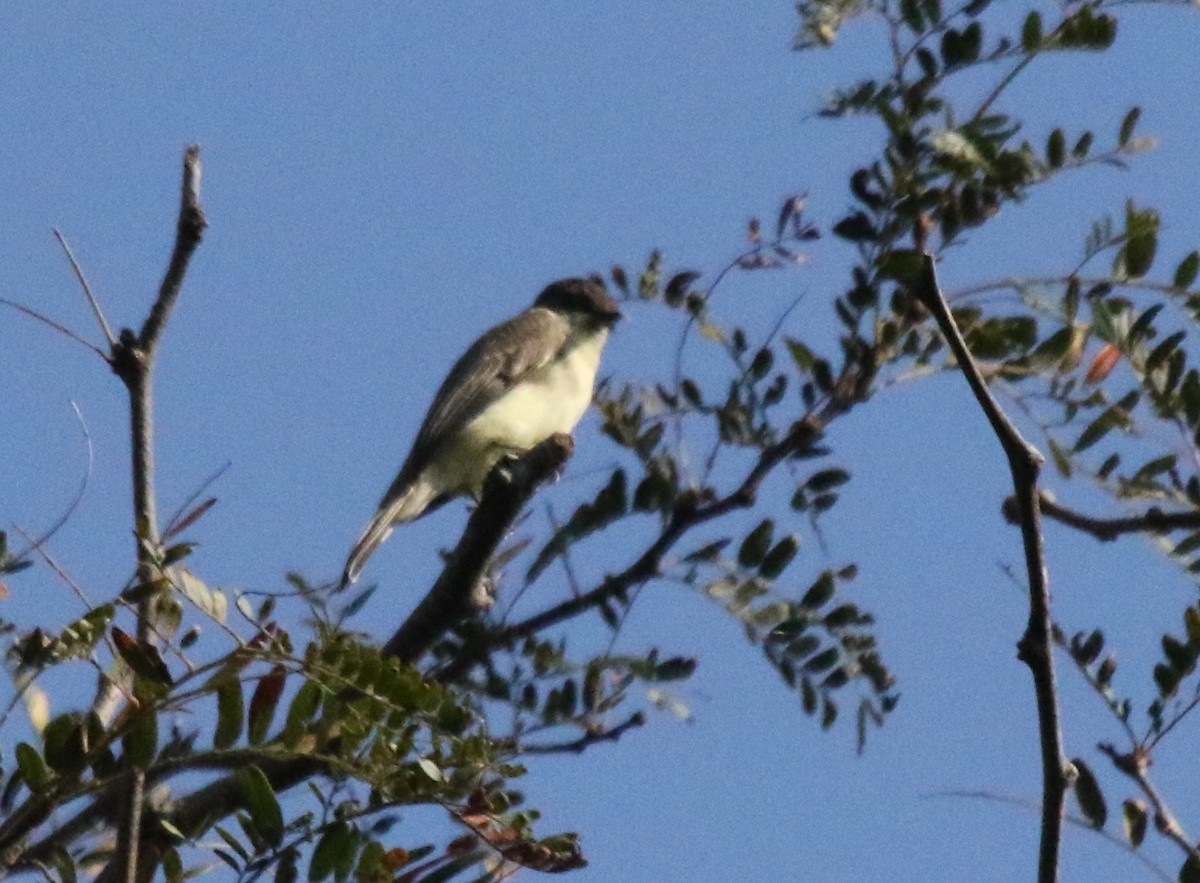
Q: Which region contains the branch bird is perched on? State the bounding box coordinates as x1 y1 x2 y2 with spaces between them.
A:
341 277 621 588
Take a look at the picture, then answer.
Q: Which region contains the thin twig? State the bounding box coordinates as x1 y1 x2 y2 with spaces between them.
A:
54 228 116 347
925 789 1173 882
913 253 1065 883
12 401 95 560
162 460 230 538
518 711 645 755
1098 743 1200 864
0 296 108 360
106 144 206 883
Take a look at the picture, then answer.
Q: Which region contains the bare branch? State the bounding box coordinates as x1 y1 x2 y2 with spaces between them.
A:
54 228 116 348
913 253 1066 883
138 143 205 356
102 144 207 883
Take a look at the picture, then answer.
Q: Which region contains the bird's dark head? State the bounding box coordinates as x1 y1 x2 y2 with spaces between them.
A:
534 277 622 328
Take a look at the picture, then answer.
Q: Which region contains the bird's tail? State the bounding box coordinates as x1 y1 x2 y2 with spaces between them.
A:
340 478 439 589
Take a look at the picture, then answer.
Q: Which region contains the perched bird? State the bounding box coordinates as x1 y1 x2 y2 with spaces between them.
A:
340 277 621 588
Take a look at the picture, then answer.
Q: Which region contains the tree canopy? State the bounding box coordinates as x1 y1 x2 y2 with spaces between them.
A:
4 2 1200 881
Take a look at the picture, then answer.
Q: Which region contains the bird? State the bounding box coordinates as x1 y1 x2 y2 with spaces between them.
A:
340 277 621 588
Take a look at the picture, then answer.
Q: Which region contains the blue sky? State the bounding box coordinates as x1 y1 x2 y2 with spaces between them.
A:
4 3 1200 881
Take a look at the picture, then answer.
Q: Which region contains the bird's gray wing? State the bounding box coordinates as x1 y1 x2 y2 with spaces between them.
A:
381 307 570 502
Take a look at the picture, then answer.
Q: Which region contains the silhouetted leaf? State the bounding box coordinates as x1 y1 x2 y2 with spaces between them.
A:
1021 12 1042 51
1047 128 1065 168
759 536 799 579
1122 798 1147 848
738 519 775 568
1174 252 1200 290
801 572 836 609
1118 106 1140 147
1071 758 1106 828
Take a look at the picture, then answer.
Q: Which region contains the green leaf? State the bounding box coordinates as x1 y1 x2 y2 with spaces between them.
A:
654 656 698 681
42 714 87 778
832 212 877 242
1071 758 1106 828
122 709 158 770
282 679 323 748
1074 392 1138 453
759 536 800 579
1118 107 1141 147
1184 606 1200 645
1127 303 1163 343
163 847 185 883
1072 131 1094 159
1182 854 1200 883
1046 129 1065 169
737 519 775 569
803 646 840 673
1117 203 1160 280
806 468 851 493
1021 11 1042 51
15 742 50 791
309 822 356 883
899 0 923 33
801 572 836 609
1162 634 1196 674
214 679 244 750
236 764 284 847
876 249 924 284
1154 662 1181 698
965 316 1037 359
1122 799 1147 848
1174 252 1200 290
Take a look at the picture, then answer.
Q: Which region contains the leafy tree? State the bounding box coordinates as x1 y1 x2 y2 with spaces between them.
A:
3 3 1200 882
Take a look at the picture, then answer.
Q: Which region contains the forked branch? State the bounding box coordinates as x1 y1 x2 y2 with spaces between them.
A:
913 253 1066 883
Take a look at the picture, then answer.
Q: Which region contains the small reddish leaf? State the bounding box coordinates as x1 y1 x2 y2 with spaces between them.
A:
248 665 287 745
1084 343 1120 384
111 627 173 685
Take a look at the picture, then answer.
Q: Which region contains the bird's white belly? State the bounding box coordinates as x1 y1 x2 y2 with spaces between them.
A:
429 330 607 496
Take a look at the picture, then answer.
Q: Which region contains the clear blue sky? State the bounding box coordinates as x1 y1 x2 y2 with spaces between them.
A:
4 4 1200 881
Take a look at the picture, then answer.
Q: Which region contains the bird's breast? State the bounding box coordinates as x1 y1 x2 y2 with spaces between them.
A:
429 329 609 496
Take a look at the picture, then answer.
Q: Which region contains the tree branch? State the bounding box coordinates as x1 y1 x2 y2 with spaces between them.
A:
913 253 1066 883
1098 743 1200 864
1006 492 1200 542
437 416 825 683
76 437 576 870
383 434 576 662
517 711 645 755
54 228 116 348
138 144 206 356
101 144 206 883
